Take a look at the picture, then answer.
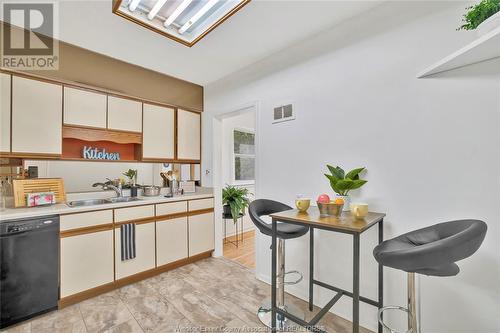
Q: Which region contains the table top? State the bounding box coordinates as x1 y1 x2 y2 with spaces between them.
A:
269 209 385 233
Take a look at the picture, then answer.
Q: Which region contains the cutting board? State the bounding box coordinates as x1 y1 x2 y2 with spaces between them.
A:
12 178 66 208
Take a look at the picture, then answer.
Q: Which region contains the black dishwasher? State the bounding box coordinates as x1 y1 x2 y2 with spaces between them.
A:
0 215 59 328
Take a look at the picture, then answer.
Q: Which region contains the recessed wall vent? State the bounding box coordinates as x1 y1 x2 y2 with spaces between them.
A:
273 104 295 123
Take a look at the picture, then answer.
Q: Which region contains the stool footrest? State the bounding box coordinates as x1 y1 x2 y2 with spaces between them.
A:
378 306 413 333
283 270 303 285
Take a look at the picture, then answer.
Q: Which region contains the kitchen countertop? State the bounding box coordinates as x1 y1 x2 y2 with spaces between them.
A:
0 187 214 221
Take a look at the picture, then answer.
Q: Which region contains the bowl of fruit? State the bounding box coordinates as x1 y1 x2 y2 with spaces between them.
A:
317 194 344 217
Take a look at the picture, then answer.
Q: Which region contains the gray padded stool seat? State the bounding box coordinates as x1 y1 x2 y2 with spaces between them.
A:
373 219 487 333
373 219 487 276
249 199 309 330
249 199 309 240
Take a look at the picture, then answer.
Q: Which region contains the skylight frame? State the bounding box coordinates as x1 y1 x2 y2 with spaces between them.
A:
112 0 251 47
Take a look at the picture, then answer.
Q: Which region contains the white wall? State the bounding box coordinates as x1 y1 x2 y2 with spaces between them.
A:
222 110 256 237
203 2 500 332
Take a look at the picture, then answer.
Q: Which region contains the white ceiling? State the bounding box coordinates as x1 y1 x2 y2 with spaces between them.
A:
52 0 382 85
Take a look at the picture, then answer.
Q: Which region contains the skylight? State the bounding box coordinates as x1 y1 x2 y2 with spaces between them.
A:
113 0 250 47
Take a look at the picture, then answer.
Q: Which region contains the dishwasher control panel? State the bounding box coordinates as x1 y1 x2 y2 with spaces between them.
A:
1 217 58 235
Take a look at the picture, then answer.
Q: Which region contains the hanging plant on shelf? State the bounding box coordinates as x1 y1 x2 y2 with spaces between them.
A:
457 0 500 31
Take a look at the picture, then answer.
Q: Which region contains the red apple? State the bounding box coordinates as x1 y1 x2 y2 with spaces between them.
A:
317 194 330 204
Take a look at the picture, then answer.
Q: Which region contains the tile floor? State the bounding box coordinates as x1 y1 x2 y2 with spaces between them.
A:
2 257 371 333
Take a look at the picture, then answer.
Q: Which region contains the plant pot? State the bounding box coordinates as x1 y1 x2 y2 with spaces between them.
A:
223 204 232 217
477 11 500 37
336 195 350 211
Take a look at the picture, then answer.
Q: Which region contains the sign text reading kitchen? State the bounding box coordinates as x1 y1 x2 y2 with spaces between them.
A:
82 146 120 161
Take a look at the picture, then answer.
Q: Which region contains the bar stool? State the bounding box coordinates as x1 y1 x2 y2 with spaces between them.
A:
373 219 487 333
249 199 309 330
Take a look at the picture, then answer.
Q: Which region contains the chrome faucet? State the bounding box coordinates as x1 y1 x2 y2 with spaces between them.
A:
92 181 123 197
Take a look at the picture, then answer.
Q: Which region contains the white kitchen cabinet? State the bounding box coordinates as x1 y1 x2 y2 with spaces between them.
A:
11 76 62 155
188 212 214 256
107 96 142 132
142 103 174 160
0 73 11 153
177 109 201 161
156 217 188 266
115 222 155 279
64 87 107 128
60 230 114 297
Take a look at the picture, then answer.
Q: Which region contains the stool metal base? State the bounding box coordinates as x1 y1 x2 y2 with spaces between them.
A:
378 272 419 333
258 300 305 331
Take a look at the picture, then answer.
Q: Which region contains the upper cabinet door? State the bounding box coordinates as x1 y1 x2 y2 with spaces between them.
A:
64 87 106 128
142 103 174 160
0 73 11 153
12 76 62 155
177 109 201 161
107 96 142 132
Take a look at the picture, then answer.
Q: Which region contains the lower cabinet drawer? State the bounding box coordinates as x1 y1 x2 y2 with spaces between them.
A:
188 212 214 256
188 198 214 211
114 205 154 223
156 217 188 266
60 230 114 297
60 210 113 231
115 223 155 280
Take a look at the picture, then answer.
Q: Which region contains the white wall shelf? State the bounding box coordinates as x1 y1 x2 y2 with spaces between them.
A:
418 26 500 78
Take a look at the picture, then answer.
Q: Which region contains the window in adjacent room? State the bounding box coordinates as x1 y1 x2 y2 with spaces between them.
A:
233 128 255 184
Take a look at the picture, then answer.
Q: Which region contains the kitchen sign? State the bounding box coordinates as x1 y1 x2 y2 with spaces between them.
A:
82 146 120 161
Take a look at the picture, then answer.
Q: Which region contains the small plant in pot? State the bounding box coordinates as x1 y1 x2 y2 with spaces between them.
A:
324 165 367 211
222 185 251 222
123 169 138 187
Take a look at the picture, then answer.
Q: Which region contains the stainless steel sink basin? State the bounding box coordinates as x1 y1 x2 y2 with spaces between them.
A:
67 199 110 207
67 197 142 207
106 197 142 203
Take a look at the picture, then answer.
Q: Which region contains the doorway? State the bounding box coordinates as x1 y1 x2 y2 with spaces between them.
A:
213 104 257 269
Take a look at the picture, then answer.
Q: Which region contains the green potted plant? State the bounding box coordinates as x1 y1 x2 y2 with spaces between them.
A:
123 169 138 186
458 0 500 35
222 185 251 222
324 165 367 211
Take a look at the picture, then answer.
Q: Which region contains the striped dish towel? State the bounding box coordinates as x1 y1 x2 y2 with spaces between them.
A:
120 223 136 261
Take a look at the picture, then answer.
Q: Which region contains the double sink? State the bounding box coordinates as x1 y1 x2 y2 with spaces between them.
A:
67 197 142 207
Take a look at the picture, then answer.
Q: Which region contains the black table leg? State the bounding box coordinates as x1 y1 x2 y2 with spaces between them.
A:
353 233 360 333
271 218 277 331
309 226 314 311
378 219 384 333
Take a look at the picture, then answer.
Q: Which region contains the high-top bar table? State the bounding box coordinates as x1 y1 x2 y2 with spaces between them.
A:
269 209 385 333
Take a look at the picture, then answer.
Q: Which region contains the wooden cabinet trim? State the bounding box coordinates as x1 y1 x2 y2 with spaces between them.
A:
63 125 142 144
60 224 114 238
188 208 215 216
5 152 61 159
114 216 156 226
156 212 189 221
